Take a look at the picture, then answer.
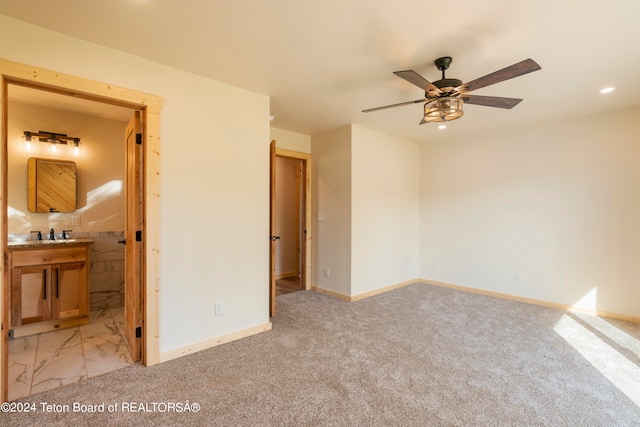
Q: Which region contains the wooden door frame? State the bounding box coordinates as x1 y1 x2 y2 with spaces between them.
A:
270 143 312 316
293 160 303 281
0 59 163 402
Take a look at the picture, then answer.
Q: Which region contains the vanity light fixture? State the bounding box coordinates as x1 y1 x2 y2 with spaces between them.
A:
23 131 81 156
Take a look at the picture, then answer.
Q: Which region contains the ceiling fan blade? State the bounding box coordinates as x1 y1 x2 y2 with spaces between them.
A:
419 117 427 125
393 70 441 93
362 98 425 113
464 59 541 92
462 95 523 109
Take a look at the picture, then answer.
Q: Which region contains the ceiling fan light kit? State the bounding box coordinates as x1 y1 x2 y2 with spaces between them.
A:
423 97 464 123
363 56 541 125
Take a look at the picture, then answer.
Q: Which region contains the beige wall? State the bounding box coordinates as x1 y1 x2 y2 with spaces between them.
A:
7 101 127 235
351 125 420 295
271 127 311 153
311 126 352 295
420 105 640 318
0 15 271 354
312 125 420 297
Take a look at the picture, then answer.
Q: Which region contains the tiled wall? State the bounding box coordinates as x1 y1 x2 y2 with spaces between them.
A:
82 231 125 310
9 230 125 311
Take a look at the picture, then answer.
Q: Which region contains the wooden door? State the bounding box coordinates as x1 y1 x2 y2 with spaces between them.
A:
11 265 51 326
299 160 308 290
269 140 277 317
52 262 87 320
125 111 143 361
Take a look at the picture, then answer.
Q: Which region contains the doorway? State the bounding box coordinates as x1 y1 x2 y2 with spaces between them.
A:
4 84 140 400
0 59 163 402
275 156 303 296
269 141 312 316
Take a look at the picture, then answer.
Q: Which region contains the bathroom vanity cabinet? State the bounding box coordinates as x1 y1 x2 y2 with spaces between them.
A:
8 241 92 337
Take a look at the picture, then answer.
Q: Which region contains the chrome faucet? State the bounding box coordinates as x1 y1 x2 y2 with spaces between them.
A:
49 228 55 241
31 230 42 241
62 229 72 240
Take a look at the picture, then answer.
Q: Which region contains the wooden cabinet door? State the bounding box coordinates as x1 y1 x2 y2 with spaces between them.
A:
52 262 88 320
11 265 52 326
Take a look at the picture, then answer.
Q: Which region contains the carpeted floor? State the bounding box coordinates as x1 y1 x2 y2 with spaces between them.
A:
4 282 640 426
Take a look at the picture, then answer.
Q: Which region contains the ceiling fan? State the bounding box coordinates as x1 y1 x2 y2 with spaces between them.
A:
362 57 541 124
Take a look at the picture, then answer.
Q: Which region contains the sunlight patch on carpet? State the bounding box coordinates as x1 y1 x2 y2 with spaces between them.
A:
554 314 640 407
572 313 640 360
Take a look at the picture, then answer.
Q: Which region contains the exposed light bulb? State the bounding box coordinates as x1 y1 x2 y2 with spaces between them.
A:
50 143 57 153
22 135 33 152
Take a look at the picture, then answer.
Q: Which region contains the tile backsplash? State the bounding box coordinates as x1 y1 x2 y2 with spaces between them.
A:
9 230 125 311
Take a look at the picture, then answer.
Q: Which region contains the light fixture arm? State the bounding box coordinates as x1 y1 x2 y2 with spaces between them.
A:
24 130 81 145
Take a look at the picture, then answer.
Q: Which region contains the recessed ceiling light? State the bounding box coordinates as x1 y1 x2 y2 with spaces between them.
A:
438 125 446 130
600 87 615 94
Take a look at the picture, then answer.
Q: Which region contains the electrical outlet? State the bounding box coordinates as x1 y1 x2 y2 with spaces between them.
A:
71 215 81 226
515 273 523 283
433 262 439 271
215 301 224 316
323 268 330 278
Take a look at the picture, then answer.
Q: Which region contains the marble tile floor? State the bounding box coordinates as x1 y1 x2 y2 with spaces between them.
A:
8 307 135 401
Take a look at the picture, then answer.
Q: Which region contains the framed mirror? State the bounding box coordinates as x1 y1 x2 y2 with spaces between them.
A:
27 157 77 213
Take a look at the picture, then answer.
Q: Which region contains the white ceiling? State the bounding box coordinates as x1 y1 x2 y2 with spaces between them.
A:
1 0 639 143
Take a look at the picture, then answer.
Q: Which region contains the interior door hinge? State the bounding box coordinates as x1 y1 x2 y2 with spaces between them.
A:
136 326 142 338
136 133 142 145
136 230 142 242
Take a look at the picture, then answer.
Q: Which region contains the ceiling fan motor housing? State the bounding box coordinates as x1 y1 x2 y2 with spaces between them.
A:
433 78 463 90
432 57 462 94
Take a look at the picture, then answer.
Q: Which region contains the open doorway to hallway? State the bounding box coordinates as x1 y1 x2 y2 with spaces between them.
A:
274 155 304 296
269 142 312 316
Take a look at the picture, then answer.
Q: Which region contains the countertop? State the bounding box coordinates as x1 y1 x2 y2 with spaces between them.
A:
7 238 94 249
